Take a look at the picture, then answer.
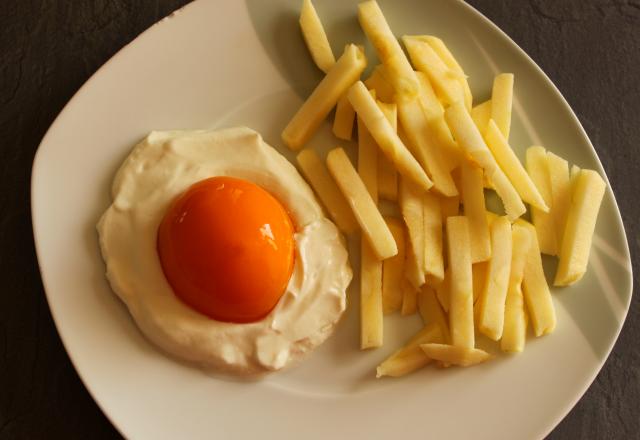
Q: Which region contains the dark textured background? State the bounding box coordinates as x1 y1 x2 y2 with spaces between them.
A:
1 0 638 438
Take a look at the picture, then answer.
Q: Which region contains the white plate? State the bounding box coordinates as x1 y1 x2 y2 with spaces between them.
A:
31 0 633 438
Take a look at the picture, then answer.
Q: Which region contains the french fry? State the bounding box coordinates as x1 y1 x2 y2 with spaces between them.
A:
418 286 451 342
501 224 531 353
555 169 606 286
296 149 359 234
283 44 367 150
476 216 513 340
333 94 356 140
348 81 433 191
423 191 445 282
397 95 458 196
376 323 443 378
471 99 492 136
491 73 514 139
363 64 396 102
382 217 405 314
446 216 474 349
526 146 558 255
326 147 397 259
440 194 460 220
299 0 335 73
361 238 383 349
403 36 465 106
546 151 571 248
484 120 549 211
399 177 426 288
420 344 491 367
445 102 526 220
436 268 451 312
460 160 491 263
401 278 418 315
516 220 557 336
357 117 378 202
358 0 420 97
472 262 488 304
415 71 444 119
377 100 399 201
422 35 473 110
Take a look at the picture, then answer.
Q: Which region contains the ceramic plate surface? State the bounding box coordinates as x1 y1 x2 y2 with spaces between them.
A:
32 0 632 438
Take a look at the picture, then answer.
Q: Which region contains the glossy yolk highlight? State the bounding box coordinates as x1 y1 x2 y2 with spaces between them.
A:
157 176 295 323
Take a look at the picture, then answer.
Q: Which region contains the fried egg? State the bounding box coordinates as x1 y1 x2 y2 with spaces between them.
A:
97 127 352 374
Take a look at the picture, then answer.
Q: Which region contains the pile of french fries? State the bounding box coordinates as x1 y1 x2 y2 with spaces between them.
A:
288 0 607 378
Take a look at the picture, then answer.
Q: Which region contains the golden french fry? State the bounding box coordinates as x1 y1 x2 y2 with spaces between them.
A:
501 224 531 353
333 94 356 140
299 0 335 73
422 36 473 110
358 0 420 97
401 278 418 315
485 120 549 211
357 115 378 202
471 99 492 136
296 149 359 234
326 147 397 259
491 73 514 139
377 100 399 201
399 177 426 288
446 216 474 349
546 151 571 248
364 64 396 102
440 194 460 220
436 268 451 312
382 217 405 314
423 191 445 282
526 146 558 255
460 160 492 263
397 95 458 196
516 220 557 336
376 323 443 378
283 44 367 150
476 216 513 340
445 102 526 220
418 286 450 342
555 169 606 286
348 81 433 191
415 71 444 119
361 238 383 349
420 344 491 367
403 36 465 106
472 261 488 304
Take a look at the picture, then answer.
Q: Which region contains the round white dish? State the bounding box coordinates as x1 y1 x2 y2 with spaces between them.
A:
31 0 633 438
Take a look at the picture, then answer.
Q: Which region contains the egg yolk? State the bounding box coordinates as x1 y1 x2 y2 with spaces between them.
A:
157 176 295 323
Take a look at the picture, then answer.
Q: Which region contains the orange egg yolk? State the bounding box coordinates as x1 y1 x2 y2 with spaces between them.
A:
157 176 295 323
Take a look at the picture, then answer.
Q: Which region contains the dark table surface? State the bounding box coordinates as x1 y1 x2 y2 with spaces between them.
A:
1 0 638 438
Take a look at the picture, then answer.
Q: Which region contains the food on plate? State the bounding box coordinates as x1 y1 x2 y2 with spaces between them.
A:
526 146 558 255
546 151 571 247
490 73 514 139
476 216 513 341
299 0 335 73
460 160 491 263
422 191 444 282
401 279 418 315
471 99 492 135
282 44 366 150
357 0 419 97
326 147 397 259
98 127 352 374
418 287 450 342
446 216 474 349
364 64 395 103
382 218 406 314
445 102 526 220
501 224 532 353
348 81 433 191
333 94 356 140
484 120 549 211
296 148 359 234
376 323 443 377
554 169 606 286
399 177 426 288
376 101 399 201
420 344 491 367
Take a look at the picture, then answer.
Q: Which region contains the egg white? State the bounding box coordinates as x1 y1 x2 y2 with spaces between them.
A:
98 127 352 374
